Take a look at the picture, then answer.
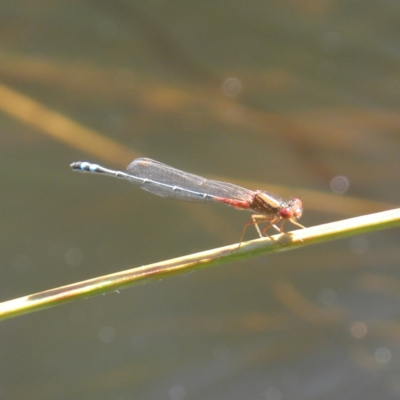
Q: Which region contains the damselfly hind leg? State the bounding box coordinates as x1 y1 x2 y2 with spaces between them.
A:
235 215 307 251
235 215 280 250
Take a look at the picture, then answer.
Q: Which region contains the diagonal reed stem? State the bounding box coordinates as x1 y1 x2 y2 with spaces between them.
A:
0 208 399 321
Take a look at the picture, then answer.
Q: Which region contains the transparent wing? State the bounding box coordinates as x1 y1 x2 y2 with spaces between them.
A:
126 158 254 202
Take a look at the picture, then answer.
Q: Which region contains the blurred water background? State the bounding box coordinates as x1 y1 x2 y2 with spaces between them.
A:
1 1 400 399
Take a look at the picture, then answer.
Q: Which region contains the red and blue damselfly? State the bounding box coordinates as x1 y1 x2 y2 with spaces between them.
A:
70 158 304 242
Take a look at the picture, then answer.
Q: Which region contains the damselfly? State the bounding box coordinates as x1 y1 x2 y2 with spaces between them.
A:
70 158 304 242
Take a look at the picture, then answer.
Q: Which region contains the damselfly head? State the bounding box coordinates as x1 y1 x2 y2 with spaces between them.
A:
279 198 303 220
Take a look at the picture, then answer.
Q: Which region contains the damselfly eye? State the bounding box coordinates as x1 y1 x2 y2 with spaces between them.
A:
279 207 293 219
